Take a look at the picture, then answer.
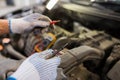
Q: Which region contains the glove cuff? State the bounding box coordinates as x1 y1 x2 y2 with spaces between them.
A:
10 19 30 34
7 76 16 80
8 19 12 33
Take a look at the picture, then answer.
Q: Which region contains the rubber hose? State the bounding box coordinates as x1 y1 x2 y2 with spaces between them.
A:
5 44 26 59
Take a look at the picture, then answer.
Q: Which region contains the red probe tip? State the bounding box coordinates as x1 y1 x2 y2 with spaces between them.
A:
50 20 60 25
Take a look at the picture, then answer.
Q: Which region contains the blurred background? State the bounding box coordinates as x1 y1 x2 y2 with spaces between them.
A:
0 0 44 7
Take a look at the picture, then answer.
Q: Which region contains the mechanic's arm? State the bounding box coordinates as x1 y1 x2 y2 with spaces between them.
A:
0 19 9 35
0 13 51 36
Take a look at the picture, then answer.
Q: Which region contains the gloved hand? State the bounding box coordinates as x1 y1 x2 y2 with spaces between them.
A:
9 13 51 34
7 49 61 80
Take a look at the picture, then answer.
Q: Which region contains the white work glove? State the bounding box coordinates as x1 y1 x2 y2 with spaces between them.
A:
9 13 51 34
7 49 61 80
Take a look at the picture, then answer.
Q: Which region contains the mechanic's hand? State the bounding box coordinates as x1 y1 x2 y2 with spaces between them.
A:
10 13 51 34
7 49 61 80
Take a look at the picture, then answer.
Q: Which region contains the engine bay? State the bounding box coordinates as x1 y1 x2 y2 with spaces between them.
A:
1 1 120 80
0 21 120 80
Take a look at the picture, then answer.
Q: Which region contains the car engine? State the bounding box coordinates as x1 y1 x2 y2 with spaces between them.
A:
0 1 120 80
0 21 120 80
